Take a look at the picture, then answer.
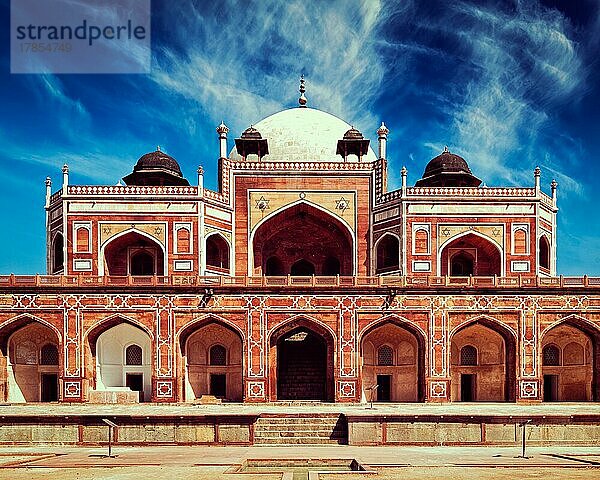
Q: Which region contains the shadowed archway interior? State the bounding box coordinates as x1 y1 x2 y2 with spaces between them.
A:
253 203 353 276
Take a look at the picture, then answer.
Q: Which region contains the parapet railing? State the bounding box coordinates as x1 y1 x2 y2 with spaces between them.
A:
0 274 598 289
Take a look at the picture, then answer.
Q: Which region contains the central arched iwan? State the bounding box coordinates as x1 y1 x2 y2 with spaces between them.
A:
253 203 353 276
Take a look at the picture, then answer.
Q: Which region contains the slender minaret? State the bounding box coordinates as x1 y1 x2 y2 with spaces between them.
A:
45 176 52 209
401 166 407 195
216 121 229 159
298 74 307 107
62 164 69 193
197 166 204 195
551 179 558 206
377 122 389 159
534 166 541 195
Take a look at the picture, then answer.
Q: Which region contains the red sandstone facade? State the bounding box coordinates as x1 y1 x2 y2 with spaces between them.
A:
1 98 598 405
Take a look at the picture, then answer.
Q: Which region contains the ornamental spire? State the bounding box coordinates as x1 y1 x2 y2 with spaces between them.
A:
298 74 307 107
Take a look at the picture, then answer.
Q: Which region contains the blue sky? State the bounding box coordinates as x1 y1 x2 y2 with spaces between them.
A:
0 0 599 275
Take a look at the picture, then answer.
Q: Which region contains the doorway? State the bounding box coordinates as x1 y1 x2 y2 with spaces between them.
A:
41 374 58 402
543 374 559 402
126 373 144 402
460 374 476 401
377 375 391 402
277 329 327 400
210 374 227 398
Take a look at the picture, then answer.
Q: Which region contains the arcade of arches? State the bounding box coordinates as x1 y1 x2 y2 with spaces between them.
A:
441 233 501 276
253 203 353 276
103 232 164 276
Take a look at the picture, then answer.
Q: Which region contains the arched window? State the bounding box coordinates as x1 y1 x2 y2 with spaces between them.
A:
125 344 143 365
322 256 341 276
513 229 527 255
377 345 394 366
265 256 284 276
176 227 191 253
40 344 59 365
53 233 64 273
451 251 474 276
414 229 429 254
209 344 227 366
376 235 399 273
542 345 560 366
539 236 550 270
460 345 478 366
206 235 230 269
76 227 90 253
130 250 155 276
291 259 315 276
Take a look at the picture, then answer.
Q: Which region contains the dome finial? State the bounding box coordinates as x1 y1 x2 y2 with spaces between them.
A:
157 145 161 152
443 145 449 153
298 74 307 107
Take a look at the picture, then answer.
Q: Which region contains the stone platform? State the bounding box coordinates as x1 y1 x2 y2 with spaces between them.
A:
1 403 600 447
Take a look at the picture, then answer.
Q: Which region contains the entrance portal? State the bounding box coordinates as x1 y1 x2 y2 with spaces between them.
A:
277 329 327 401
41 373 58 402
210 373 227 398
543 374 559 402
377 375 391 402
126 373 144 402
460 374 476 401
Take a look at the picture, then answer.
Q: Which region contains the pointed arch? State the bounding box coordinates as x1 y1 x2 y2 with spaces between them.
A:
179 315 243 402
205 233 231 270
540 314 600 338
51 232 64 273
538 234 551 270
84 313 154 356
450 314 516 402
268 315 336 402
449 314 517 342
0 314 62 355
374 233 400 274
359 314 427 343
360 314 426 402
98 228 166 276
267 314 338 344
250 200 356 276
177 314 245 353
438 230 504 277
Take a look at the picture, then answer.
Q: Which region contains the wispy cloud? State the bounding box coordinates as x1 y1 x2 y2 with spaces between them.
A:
149 0 413 137
438 2 585 190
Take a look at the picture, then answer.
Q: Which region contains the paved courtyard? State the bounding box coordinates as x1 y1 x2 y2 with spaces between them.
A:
0 444 599 479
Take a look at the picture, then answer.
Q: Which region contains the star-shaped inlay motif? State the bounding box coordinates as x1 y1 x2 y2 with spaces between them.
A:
335 196 349 213
255 196 270 211
154 226 163 235
441 227 451 236
492 227 501 236
102 226 112 235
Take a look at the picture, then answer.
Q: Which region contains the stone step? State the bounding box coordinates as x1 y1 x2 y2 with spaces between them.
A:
255 418 342 424
254 428 346 436
255 437 346 445
256 433 347 438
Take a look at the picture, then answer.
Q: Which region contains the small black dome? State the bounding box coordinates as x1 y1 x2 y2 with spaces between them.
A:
241 126 263 139
343 127 364 140
123 148 189 186
134 150 184 176
415 147 481 187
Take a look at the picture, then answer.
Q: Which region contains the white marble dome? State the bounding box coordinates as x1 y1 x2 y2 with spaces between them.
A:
229 107 377 162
